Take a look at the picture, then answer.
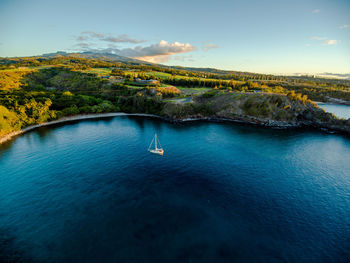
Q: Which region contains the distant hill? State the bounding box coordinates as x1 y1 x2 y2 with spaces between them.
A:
1 51 349 83
40 51 155 65
1 51 281 77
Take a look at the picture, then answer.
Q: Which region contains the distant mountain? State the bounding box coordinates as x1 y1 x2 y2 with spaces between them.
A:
39 52 264 76
40 51 70 57
41 51 154 65
39 52 243 75
2 51 349 82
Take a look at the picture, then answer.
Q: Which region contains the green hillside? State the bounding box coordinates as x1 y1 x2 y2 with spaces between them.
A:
1 53 349 137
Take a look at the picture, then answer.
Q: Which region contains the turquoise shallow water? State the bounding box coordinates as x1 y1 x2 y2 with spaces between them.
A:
0 116 350 262
318 103 350 119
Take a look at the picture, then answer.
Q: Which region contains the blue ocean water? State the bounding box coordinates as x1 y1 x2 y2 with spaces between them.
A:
0 116 349 262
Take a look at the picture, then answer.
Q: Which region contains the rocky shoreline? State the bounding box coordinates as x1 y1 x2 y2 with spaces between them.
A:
161 93 350 136
166 115 350 135
1 111 349 146
324 97 350 106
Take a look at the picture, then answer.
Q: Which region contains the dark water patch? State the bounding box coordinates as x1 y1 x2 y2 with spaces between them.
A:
0 228 35 263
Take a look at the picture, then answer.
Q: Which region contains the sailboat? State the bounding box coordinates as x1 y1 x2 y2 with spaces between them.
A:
148 133 164 155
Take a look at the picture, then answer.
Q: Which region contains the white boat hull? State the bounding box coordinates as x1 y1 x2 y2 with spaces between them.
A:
149 149 164 155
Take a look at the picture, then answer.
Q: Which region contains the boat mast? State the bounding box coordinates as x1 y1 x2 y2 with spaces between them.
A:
148 136 154 151
155 134 157 150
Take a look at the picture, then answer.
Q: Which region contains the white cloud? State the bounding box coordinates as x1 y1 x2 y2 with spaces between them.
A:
325 39 338 45
340 24 349 29
121 40 197 63
310 36 338 46
202 43 219 51
75 40 197 63
312 9 320 13
305 43 312 47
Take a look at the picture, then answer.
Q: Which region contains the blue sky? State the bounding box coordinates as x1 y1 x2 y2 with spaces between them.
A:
0 0 349 74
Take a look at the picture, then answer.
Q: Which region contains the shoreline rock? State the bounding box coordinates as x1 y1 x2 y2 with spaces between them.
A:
1 111 349 146
164 115 350 135
325 97 350 106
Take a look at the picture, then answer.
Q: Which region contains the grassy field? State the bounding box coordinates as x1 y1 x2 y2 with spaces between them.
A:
122 71 171 79
125 84 212 95
125 85 146 90
98 70 246 90
146 71 171 78
79 68 112 75
160 83 175 88
177 87 212 95
145 71 245 84
124 70 244 84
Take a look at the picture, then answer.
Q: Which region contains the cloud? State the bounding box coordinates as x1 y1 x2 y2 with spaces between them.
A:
74 32 196 62
325 39 338 45
172 55 195 62
77 31 145 44
82 31 104 38
119 40 197 63
103 34 146 44
74 40 197 63
75 42 91 49
340 24 349 29
312 9 320 13
310 36 338 45
202 43 218 51
305 43 312 47
77 35 89 41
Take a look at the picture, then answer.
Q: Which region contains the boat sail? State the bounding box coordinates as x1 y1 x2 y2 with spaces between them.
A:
148 133 164 155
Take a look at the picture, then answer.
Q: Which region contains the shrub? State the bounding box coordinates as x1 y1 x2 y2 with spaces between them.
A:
61 105 79 116
202 90 217 98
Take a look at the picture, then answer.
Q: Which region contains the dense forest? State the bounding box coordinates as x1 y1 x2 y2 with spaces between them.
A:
0 67 163 136
1 53 349 137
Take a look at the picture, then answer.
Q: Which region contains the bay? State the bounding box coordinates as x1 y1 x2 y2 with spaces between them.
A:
0 116 349 262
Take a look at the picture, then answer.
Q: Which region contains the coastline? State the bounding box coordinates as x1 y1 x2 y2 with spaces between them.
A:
169 116 349 135
316 101 350 106
315 99 350 106
324 98 350 106
0 113 162 145
1 111 349 146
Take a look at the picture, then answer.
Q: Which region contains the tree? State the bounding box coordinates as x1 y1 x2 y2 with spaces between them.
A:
0 106 21 136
